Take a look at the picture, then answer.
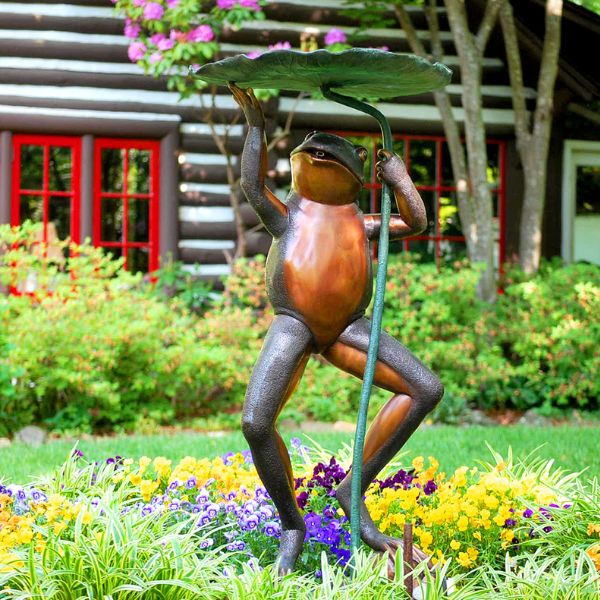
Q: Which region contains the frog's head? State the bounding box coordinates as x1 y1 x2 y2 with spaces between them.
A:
290 132 367 205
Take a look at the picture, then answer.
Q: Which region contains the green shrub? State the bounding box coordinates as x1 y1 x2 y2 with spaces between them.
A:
0 224 243 436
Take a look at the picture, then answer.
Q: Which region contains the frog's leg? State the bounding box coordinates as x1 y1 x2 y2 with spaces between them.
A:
321 317 443 569
242 314 312 574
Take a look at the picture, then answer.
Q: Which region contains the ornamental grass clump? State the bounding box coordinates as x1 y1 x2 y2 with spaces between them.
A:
1 443 599 598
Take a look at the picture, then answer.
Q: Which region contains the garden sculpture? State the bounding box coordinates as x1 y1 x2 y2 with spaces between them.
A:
195 49 451 577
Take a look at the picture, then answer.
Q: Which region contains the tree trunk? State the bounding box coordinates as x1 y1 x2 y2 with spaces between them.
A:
500 0 563 273
445 0 501 302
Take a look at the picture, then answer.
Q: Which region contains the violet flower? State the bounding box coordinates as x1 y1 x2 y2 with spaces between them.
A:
143 2 164 20
324 28 347 46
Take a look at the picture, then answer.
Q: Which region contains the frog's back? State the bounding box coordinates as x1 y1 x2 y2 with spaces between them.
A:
266 196 372 352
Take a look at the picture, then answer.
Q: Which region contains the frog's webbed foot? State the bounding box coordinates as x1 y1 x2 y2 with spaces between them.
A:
276 528 306 576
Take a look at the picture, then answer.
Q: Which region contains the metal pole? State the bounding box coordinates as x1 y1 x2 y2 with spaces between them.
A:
321 86 394 561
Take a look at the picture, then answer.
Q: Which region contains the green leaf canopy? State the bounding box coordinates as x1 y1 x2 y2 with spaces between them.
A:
193 49 452 98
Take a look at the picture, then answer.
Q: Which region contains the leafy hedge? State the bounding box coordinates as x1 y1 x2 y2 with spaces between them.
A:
1 222 598 436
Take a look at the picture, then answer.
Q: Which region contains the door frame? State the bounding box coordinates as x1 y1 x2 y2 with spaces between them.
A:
561 139 600 263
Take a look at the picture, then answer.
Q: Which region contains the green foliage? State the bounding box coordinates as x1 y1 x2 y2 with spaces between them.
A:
0 225 243 436
152 254 214 314
113 0 267 101
383 256 600 412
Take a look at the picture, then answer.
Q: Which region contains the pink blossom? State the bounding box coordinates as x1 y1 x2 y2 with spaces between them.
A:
149 32 165 45
167 0 180 7
217 0 235 8
124 18 141 39
133 0 146 6
188 25 214 43
170 29 188 42
324 28 347 46
245 50 262 59
268 41 291 51
149 51 162 64
143 2 164 20
128 41 147 62
158 38 175 51
239 0 260 10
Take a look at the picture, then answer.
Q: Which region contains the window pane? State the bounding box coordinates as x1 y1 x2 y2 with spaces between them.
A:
20 145 44 190
409 140 436 186
392 139 405 160
439 193 462 236
357 188 371 214
101 198 123 242
576 165 600 215
407 238 435 262
128 247 149 273
104 246 122 262
20 194 43 223
441 142 454 187
128 199 149 242
440 240 467 265
101 148 124 193
420 191 436 235
486 144 500 188
49 146 72 192
128 149 151 194
49 196 71 240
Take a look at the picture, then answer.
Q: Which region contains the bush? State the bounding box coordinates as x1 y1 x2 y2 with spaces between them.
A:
3 222 598 435
0 224 243 436
381 256 599 412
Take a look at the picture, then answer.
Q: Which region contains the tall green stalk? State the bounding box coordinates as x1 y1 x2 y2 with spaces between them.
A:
321 86 394 560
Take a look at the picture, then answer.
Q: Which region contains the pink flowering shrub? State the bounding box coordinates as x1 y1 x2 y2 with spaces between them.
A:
113 0 267 97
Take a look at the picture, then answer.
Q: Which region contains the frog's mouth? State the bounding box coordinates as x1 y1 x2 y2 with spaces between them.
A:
291 144 363 186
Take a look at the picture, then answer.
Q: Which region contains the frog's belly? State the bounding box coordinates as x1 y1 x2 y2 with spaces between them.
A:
282 204 370 351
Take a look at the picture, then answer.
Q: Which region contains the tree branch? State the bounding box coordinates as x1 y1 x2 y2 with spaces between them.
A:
393 4 427 57
425 0 444 61
499 2 531 148
532 0 562 142
476 0 507 55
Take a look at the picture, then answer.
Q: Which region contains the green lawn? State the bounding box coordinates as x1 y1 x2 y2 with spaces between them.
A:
1 425 598 484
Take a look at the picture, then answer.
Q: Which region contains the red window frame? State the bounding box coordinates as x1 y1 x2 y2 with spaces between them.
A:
93 138 160 272
330 131 507 269
11 134 81 243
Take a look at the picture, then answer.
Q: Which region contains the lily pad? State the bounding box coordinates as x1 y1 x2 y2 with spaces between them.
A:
194 49 451 98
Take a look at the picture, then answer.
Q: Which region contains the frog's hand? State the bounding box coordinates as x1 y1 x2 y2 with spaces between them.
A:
364 214 419 241
371 150 427 240
233 85 288 237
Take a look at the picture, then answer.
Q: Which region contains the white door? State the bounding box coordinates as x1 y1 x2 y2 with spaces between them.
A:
562 140 600 265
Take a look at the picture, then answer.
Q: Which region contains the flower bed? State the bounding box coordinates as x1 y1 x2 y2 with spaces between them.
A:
1 442 599 597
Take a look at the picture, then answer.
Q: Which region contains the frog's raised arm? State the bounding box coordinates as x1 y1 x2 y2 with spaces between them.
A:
229 84 288 238
364 149 427 241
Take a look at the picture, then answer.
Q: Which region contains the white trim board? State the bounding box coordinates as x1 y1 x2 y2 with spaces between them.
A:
0 103 180 122
179 183 231 195
0 84 237 110
179 206 235 223
0 4 113 18
182 263 231 276
561 139 600 263
279 97 517 126
178 239 235 250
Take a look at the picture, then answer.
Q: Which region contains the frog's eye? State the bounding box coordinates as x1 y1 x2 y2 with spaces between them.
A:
304 131 318 141
357 147 368 162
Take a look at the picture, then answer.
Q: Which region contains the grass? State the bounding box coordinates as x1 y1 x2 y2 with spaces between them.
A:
2 424 599 484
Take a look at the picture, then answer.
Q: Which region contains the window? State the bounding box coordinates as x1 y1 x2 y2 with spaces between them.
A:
94 138 160 273
11 134 81 245
333 132 506 268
